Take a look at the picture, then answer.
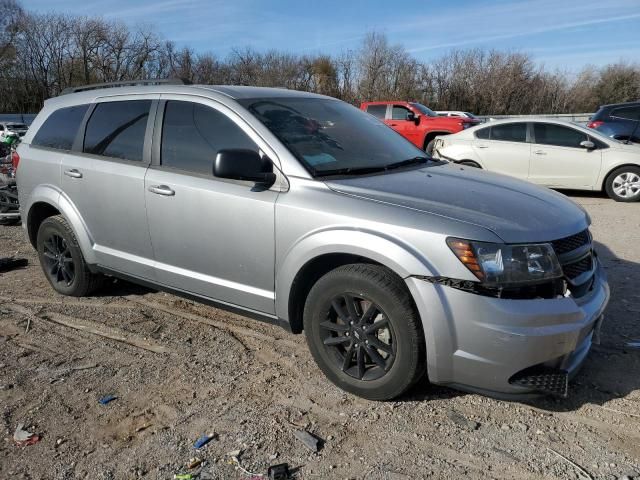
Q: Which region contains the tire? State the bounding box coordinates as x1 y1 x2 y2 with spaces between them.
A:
36 215 104 296
425 139 436 155
605 166 640 202
303 263 425 400
459 160 481 168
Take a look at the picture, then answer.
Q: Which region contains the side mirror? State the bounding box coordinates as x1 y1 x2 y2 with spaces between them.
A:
407 111 420 125
580 140 596 150
214 149 276 187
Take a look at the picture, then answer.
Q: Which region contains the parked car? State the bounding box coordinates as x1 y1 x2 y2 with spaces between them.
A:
360 101 479 153
18 81 608 400
0 122 28 138
436 111 481 121
587 101 640 143
433 118 640 202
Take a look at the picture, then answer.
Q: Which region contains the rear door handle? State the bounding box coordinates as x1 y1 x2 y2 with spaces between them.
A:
148 185 175 196
533 150 547 155
476 145 488 149
64 169 82 178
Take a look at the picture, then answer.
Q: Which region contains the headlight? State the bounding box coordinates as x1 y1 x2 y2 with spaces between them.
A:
447 238 563 286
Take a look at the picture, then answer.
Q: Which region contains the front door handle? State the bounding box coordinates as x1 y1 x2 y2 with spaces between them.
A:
64 169 82 178
533 150 547 155
148 185 175 196
476 145 489 149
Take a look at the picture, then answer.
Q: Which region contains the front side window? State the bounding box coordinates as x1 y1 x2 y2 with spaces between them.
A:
366 105 386 119
161 101 257 175
533 123 588 148
491 123 527 143
84 100 151 161
391 105 412 120
32 104 89 150
240 97 427 176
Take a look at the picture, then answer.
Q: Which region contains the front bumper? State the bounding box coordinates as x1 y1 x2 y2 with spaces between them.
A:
406 259 609 397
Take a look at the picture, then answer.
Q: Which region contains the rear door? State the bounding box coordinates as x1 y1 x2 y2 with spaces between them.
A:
144 96 279 314
61 96 158 279
471 122 530 180
528 122 602 188
386 104 421 147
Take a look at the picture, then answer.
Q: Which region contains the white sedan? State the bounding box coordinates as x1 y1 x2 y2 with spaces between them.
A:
432 118 640 202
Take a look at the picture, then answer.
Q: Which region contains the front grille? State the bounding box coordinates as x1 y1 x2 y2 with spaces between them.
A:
550 229 594 299
563 256 592 280
551 230 590 255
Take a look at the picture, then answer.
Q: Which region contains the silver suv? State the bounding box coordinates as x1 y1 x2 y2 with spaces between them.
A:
17 80 609 400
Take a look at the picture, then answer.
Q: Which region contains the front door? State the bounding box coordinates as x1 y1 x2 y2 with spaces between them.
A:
144 98 279 314
528 122 602 188
386 105 420 147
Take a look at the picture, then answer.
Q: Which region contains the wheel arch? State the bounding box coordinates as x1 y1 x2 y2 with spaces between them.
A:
600 163 640 191
25 186 95 263
276 229 436 333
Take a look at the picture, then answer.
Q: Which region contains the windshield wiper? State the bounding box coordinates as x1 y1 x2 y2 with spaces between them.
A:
316 156 430 178
383 156 430 170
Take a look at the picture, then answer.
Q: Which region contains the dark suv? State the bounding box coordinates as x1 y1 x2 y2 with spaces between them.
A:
587 101 640 143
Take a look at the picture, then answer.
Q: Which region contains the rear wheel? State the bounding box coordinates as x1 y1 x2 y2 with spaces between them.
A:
37 215 104 296
303 264 425 400
425 140 436 155
605 166 640 202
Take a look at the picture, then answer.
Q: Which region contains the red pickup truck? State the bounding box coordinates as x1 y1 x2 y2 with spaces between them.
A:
360 101 479 152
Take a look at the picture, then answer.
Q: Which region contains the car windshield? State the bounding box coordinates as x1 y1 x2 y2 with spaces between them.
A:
464 112 477 119
410 103 437 117
241 97 429 177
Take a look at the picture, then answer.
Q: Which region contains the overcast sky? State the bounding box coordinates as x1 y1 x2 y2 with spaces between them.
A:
24 0 640 71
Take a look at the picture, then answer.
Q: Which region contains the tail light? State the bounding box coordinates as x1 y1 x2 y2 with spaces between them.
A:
11 151 19 170
587 120 604 129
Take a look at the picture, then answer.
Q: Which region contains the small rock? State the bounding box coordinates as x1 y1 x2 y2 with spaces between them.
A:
293 430 322 453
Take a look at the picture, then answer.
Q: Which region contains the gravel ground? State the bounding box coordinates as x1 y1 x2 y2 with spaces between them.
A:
1 191 639 480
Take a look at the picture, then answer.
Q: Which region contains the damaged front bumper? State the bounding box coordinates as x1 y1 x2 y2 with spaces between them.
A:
406 258 610 398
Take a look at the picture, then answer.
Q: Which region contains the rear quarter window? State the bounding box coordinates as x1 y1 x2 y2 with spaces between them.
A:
32 104 89 150
475 127 490 139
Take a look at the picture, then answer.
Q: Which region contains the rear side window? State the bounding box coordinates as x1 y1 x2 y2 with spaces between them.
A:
84 100 151 161
533 123 587 148
366 105 386 119
611 106 640 121
475 127 490 139
491 123 527 142
161 101 257 175
32 104 89 150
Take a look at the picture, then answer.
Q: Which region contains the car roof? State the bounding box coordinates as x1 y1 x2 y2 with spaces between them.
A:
44 84 331 109
599 101 640 109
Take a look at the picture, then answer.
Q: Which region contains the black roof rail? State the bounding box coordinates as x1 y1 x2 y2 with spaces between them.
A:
60 78 192 95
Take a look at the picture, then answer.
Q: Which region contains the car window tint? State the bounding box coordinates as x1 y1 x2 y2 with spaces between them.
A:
611 106 640 121
84 100 151 161
366 105 386 119
391 105 411 120
491 123 527 142
32 104 89 150
534 123 587 148
475 127 490 140
161 101 257 175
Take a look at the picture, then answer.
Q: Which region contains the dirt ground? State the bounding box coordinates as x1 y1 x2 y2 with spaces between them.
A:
1 191 639 480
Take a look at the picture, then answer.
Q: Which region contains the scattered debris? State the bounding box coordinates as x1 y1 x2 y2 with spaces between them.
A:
187 457 202 469
13 423 40 446
98 395 118 405
194 432 217 449
135 424 151 433
547 447 593 480
268 463 291 480
173 474 194 480
226 449 242 459
626 341 640 348
0 257 28 273
293 429 322 452
446 409 480 430
598 405 640 419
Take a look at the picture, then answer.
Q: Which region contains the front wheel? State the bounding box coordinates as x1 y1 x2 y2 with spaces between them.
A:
303 264 425 400
605 166 640 202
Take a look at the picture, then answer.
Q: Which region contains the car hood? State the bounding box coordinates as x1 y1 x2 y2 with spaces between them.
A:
325 164 589 244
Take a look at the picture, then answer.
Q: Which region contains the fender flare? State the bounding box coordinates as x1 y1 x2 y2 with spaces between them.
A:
25 185 96 264
275 227 437 321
